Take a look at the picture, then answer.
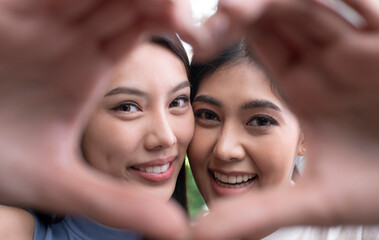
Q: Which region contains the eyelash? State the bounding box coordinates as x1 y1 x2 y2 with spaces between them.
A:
111 102 140 112
169 96 190 108
195 110 278 128
194 109 219 121
247 115 278 127
111 96 189 113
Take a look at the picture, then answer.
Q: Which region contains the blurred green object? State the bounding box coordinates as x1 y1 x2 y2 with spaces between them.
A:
185 156 206 218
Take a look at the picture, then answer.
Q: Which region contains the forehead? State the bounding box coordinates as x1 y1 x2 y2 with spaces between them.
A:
197 62 282 106
108 43 187 91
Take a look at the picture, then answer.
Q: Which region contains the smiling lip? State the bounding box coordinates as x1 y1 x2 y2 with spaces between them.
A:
209 169 257 196
131 156 176 182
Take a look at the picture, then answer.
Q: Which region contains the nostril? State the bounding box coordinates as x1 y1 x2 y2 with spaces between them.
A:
144 131 177 150
213 145 245 162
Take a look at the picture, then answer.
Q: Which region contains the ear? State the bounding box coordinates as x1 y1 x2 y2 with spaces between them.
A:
297 131 306 156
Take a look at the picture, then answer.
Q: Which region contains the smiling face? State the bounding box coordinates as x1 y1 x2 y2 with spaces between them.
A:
188 61 303 205
82 42 194 201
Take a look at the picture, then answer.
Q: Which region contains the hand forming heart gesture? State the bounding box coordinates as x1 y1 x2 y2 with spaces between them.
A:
1 0 379 239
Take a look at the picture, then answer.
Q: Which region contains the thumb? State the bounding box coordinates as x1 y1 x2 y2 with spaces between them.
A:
41 162 190 239
190 184 327 240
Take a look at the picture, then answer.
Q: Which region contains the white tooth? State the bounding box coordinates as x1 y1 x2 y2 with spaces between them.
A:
221 175 228 183
153 166 161 174
228 176 237 184
139 167 146 172
248 174 253 179
243 175 248 181
236 175 243 183
161 163 169 172
146 167 153 173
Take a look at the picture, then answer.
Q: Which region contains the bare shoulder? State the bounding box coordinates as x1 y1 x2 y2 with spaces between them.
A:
0 205 35 240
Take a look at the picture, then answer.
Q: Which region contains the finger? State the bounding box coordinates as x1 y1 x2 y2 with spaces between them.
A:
248 19 296 78
312 0 366 28
218 0 270 24
190 185 328 240
134 0 192 30
44 0 102 22
301 129 379 223
38 162 189 239
135 0 178 15
79 0 136 39
263 0 352 46
256 20 342 109
277 61 338 121
191 0 271 60
137 0 198 49
340 0 379 29
79 167 189 239
101 26 145 62
161 0 198 50
190 12 240 61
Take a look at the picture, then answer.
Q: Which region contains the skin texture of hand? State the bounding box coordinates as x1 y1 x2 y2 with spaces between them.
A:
189 0 379 239
0 0 195 238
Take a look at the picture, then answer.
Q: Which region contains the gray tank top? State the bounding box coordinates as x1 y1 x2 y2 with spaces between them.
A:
30 211 141 240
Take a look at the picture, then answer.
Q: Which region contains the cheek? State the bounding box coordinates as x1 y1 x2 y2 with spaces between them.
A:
187 126 217 184
174 112 195 149
253 135 298 184
188 127 211 168
82 118 143 174
187 126 219 204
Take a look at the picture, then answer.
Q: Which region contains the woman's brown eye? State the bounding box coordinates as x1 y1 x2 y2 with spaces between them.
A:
170 97 189 108
112 103 139 112
247 115 278 127
195 110 219 121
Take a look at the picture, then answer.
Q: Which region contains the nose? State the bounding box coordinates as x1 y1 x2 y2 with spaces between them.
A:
144 111 177 150
213 122 245 161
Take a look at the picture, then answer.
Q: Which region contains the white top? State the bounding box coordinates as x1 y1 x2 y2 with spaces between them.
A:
262 225 379 240
196 205 379 240
197 181 379 240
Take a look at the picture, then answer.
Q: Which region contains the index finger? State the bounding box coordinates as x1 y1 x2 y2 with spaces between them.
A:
188 0 271 60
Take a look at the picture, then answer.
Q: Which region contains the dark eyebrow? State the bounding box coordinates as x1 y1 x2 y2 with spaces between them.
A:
170 81 191 95
104 81 190 97
193 95 222 108
241 100 282 111
104 87 146 97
